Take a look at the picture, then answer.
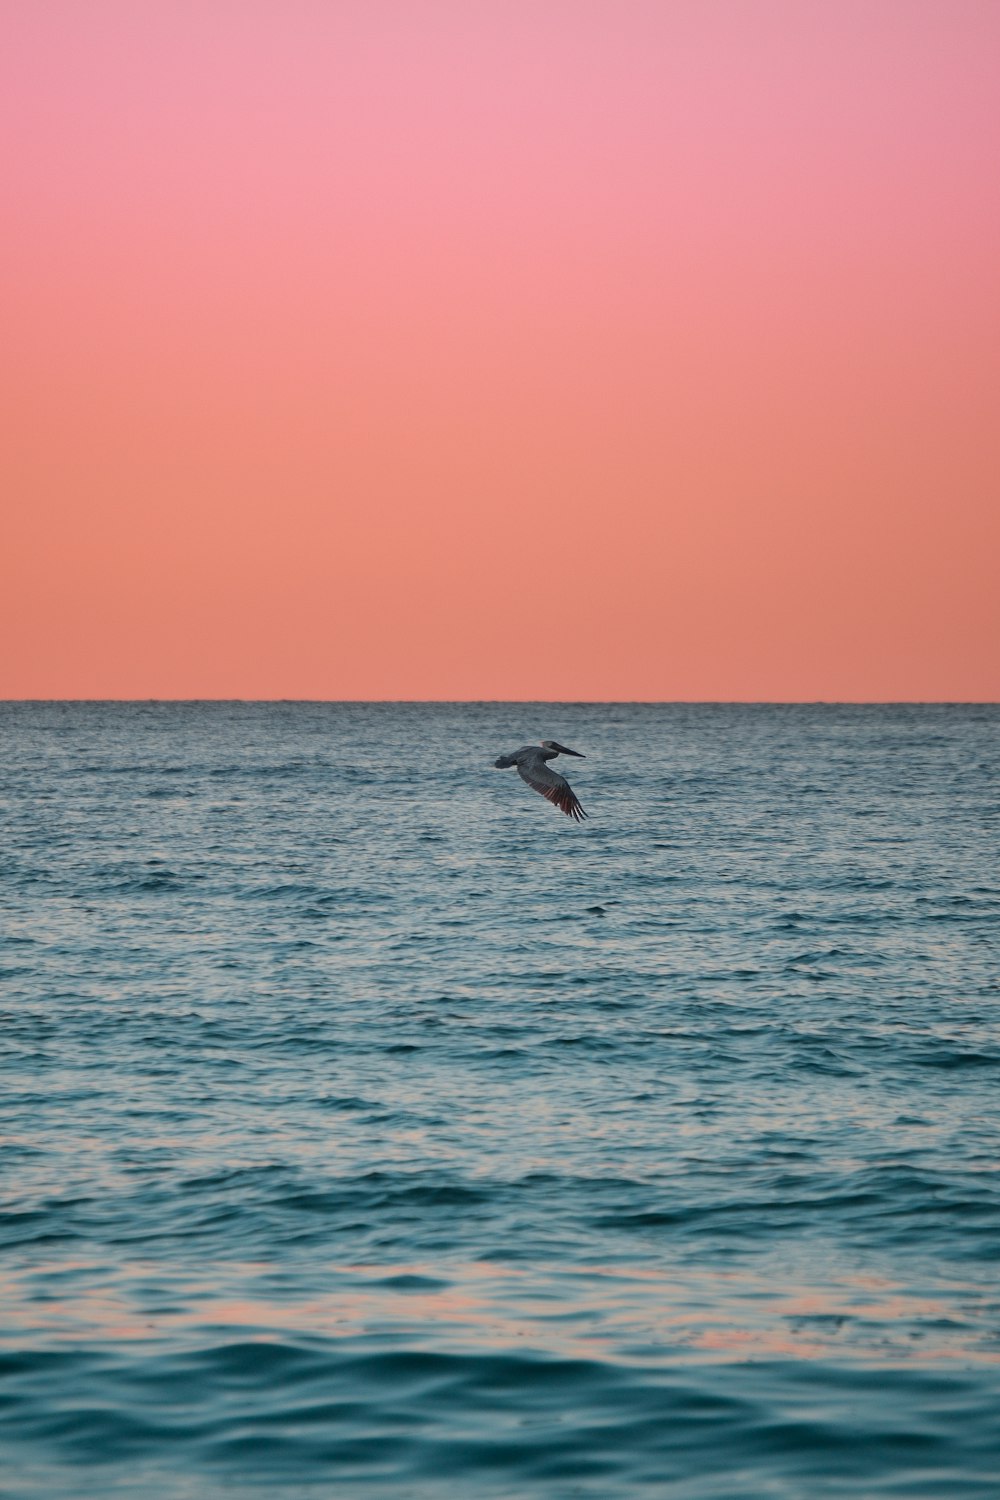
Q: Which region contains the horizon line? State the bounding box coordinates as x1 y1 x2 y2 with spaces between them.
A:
3 698 998 708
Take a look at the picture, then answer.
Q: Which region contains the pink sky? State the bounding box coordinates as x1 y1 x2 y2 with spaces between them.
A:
3 1 998 699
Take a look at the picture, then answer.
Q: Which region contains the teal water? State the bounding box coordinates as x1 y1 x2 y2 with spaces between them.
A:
1 702 998 1498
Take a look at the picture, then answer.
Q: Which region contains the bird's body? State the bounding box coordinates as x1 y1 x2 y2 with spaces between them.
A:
493 741 588 822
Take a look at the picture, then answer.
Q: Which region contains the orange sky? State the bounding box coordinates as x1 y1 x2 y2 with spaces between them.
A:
4 1 999 699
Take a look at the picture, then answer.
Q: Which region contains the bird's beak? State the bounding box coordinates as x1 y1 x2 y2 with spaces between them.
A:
558 744 585 757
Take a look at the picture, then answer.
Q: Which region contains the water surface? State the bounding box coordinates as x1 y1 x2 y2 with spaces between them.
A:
2 702 998 1496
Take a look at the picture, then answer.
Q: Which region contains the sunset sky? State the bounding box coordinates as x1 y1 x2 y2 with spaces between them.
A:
4 0 998 700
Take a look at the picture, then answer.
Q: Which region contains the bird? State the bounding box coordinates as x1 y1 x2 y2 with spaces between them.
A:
493 740 588 822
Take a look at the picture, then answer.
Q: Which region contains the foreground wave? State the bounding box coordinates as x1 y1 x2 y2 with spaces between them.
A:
5 1338 999 1498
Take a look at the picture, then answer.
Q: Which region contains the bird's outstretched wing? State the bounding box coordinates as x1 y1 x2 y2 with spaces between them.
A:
517 759 588 822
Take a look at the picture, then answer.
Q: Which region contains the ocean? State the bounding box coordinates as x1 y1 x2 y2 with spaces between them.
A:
1 701 998 1498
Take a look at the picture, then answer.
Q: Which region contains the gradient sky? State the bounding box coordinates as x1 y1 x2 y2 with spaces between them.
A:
4 0 999 699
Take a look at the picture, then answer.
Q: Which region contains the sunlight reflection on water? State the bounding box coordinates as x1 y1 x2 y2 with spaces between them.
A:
4 1258 998 1367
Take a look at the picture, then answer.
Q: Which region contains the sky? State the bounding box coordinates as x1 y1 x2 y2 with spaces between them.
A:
3 0 999 700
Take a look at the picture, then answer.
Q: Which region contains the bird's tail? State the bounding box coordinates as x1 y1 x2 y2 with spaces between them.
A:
494 754 516 769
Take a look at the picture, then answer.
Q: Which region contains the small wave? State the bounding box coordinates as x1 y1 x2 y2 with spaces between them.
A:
915 1049 1000 1070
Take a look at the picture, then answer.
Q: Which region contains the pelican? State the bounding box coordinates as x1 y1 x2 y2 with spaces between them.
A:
493 741 588 822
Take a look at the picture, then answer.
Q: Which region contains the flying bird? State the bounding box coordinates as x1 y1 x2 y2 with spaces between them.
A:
493 741 588 822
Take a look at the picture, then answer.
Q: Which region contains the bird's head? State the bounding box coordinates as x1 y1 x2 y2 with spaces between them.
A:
541 740 585 757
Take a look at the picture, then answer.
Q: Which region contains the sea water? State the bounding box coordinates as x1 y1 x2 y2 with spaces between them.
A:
1 701 998 1498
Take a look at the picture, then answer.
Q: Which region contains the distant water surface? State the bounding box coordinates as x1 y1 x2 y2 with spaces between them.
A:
1 702 999 1498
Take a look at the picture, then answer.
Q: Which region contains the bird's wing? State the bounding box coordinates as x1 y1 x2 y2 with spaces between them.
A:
516 758 588 822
